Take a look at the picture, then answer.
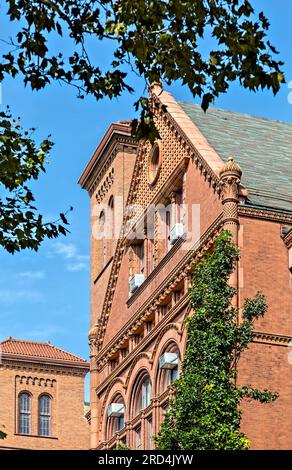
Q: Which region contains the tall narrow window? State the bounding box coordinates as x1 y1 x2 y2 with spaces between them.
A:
146 417 153 450
137 243 145 274
107 396 125 439
99 210 106 269
38 395 51 437
166 210 171 252
148 238 154 274
168 189 184 247
113 414 124 433
165 362 179 387
108 196 114 258
158 344 180 393
176 191 183 224
18 392 31 435
135 426 142 449
136 376 151 413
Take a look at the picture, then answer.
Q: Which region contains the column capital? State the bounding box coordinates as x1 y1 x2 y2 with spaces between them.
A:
219 156 242 240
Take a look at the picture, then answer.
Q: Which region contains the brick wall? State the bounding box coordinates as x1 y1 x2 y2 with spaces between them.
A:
85 89 292 449
238 215 292 449
0 362 89 450
90 144 137 328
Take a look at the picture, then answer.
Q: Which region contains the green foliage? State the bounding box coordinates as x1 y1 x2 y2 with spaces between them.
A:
155 231 278 450
1 0 285 139
0 428 7 440
0 107 71 253
113 443 130 450
0 2 285 252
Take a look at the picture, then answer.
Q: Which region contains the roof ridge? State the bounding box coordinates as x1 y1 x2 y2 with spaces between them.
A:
1 337 88 363
178 101 292 126
1 337 50 345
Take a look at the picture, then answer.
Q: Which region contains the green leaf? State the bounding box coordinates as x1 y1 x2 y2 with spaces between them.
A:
155 231 277 450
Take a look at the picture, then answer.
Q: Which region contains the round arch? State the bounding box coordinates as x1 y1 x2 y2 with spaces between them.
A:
124 352 151 391
128 368 152 420
151 324 183 396
100 379 126 440
104 392 126 441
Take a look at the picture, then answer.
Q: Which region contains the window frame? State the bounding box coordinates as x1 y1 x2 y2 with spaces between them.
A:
136 375 151 415
106 394 126 440
99 209 106 269
135 425 142 450
157 343 181 394
38 394 52 437
108 196 115 257
18 392 31 435
146 416 153 450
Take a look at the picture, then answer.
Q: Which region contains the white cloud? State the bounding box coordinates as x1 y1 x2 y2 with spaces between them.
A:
0 289 44 305
17 271 45 280
53 242 77 259
67 260 89 272
51 242 89 272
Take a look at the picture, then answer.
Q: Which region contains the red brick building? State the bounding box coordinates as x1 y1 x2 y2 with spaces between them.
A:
79 84 292 450
0 338 90 450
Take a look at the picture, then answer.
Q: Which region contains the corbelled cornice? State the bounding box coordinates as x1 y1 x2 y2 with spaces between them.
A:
1 359 88 377
253 331 292 346
239 204 292 224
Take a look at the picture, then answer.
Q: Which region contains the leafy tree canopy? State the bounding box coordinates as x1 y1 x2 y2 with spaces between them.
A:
0 107 71 252
0 1 285 252
155 231 278 450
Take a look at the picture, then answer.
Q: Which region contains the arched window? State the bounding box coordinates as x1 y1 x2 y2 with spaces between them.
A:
18 392 31 435
136 374 151 415
108 196 114 257
107 395 125 439
158 343 180 392
99 210 106 269
99 209 105 226
38 395 51 437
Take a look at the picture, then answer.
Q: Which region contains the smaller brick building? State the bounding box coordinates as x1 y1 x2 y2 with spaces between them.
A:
0 338 90 450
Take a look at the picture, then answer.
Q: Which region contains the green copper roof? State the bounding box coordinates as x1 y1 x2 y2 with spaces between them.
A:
179 102 292 213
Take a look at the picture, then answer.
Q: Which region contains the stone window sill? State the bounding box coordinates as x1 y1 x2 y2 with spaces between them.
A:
15 433 58 440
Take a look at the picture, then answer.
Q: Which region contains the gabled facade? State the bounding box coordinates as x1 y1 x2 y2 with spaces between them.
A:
0 338 89 450
79 84 292 450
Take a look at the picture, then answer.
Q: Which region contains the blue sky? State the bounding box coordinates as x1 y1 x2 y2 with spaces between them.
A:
0 1 292 399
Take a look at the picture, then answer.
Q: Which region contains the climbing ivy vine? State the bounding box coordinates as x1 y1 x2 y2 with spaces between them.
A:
155 231 278 450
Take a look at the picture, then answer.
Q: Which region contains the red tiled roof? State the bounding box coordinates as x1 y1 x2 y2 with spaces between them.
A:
0 337 89 368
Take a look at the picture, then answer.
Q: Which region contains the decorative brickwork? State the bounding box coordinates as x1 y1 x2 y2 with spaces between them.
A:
0 339 89 450
79 87 292 450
